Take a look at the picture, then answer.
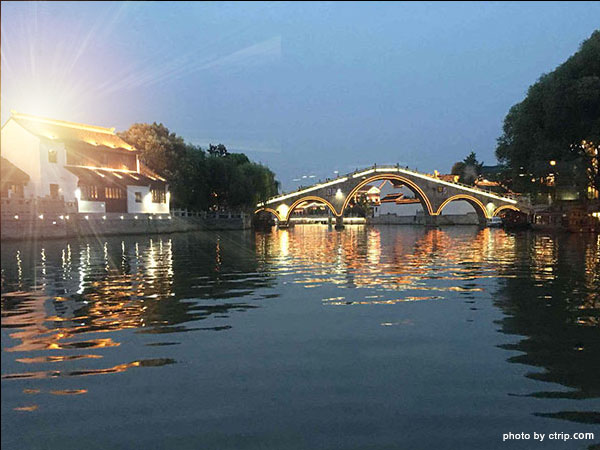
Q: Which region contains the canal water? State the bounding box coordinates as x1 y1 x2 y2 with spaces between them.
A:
1 226 599 450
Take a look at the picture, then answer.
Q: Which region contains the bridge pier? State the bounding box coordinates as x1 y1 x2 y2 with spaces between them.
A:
278 220 293 229
423 215 439 227
334 216 345 230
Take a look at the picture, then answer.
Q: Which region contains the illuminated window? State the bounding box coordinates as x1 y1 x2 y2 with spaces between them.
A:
135 192 142 203
151 186 166 203
105 187 125 199
80 185 99 200
48 149 58 163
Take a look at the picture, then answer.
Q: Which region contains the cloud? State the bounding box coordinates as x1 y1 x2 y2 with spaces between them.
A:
94 36 282 96
200 36 281 72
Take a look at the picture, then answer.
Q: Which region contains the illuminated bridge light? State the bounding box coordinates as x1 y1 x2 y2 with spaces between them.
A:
262 177 349 205
258 166 518 208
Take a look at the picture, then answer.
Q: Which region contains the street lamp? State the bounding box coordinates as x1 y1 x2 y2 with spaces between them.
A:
549 160 556 166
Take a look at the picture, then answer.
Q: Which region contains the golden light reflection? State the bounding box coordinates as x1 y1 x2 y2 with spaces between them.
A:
1 238 177 399
14 405 38 412
256 225 521 303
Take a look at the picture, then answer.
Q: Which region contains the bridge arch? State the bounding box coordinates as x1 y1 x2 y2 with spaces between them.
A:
492 204 520 217
254 207 283 221
286 196 339 221
435 194 490 219
341 174 434 216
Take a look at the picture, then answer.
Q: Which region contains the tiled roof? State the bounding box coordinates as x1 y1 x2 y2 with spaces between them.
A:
66 166 164 187
9 111 135 152
381 193 404 203
0 156 30 182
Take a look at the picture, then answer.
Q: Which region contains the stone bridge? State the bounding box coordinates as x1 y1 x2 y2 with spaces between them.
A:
256 165 524 228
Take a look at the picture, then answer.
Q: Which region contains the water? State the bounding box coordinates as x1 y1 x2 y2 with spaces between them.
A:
1 225 599 450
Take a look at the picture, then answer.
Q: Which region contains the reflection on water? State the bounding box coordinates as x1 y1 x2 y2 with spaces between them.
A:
1 226 599 449
256 227 518 299
2 232 272 386
493 233 599 425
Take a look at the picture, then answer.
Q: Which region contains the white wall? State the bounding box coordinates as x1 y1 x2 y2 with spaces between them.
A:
1 118 78 201
374 183 477 216
127 185 170 214
1 119 41 198
38 140 79 201
78 200 106 213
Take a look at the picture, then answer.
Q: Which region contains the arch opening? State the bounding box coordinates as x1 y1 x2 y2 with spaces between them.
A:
254 207 283 222
286 196 338 222
341 175 434 217
493 205 520 217
435 195 490 223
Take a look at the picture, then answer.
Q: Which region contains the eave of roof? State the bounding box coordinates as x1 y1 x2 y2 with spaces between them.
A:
0 156 30 182
9 111 136 152
66 166 165 187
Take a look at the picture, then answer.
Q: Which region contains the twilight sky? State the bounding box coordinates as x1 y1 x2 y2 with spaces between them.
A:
2 1 599 189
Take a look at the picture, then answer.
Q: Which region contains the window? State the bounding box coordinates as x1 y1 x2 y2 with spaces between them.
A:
135 192 142 203
105 187 125 199
80 185 99 200
48 149 58 163
49 184 59 199
151 186 166 203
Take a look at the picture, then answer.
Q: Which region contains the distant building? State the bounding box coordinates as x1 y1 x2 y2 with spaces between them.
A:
373 179 477 217
0 111 169 214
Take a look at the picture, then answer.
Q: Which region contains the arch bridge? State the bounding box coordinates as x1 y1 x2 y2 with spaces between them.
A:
256 165 525 228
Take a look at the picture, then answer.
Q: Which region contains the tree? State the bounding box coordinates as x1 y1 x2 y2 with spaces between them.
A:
495 30 600 196
450 152 484 185
207 143 228 157
119 124 279 211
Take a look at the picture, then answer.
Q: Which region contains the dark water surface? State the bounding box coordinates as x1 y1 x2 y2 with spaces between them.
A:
1 226 599 450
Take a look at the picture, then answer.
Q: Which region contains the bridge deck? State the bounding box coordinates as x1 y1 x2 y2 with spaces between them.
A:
259 166 517 207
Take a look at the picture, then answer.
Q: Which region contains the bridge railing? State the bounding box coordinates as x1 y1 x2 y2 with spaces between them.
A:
362 164 517 200
264 164 518 205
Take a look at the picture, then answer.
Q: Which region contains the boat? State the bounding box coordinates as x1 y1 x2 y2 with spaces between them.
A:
486 216 503 228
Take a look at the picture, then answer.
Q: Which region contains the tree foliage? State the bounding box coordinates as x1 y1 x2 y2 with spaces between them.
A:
450 151 484 185
495 30 600 194
119 123 279 211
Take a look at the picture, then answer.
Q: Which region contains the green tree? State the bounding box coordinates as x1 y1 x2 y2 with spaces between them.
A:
119 124 279 211
118 123 209 209
496 30 600 195
450 152 484 185
208 143 229 157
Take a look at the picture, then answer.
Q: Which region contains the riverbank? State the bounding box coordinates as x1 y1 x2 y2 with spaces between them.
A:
0 211 251 241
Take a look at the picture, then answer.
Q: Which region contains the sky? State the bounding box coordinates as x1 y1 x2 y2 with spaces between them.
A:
2 1 599 190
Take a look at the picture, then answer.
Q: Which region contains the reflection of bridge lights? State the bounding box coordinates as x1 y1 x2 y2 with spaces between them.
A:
280 230 289 257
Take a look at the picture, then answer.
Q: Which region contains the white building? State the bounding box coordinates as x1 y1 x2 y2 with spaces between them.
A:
0 111 169 214
373 180 475 217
